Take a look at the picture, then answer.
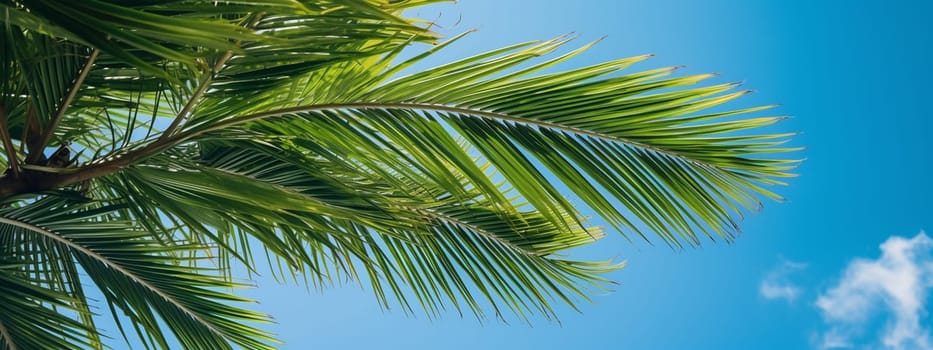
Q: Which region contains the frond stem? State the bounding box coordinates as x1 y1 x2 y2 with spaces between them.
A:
191 102 712 170
160 13 264 139
159 50 233 139
37 48 99 151
0 101 724 198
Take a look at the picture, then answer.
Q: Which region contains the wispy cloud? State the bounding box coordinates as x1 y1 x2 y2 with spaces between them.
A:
815 233 933 350
760 258 807 302
816 329 852 349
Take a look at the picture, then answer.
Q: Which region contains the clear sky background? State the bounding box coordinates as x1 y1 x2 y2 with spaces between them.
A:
234 1 933 349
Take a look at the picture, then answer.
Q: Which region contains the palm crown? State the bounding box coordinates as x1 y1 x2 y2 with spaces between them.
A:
0 1 798 349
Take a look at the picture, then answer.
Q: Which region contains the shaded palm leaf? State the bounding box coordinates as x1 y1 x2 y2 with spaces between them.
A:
0 197 276 349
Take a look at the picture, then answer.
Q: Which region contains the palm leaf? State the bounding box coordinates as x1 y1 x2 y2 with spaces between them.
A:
0 260 96 350
0 1 799 348
170 37 798 247
0 197 276 349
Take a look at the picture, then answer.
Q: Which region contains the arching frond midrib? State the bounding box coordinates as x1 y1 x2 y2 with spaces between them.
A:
186 102 758 175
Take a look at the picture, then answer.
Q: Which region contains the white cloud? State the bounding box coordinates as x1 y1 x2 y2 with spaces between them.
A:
815 233 933 350
760 259 807 302
762 283 802 301
818 329 852 349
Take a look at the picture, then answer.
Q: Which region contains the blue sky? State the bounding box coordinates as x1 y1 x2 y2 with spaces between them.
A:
236 1 933 349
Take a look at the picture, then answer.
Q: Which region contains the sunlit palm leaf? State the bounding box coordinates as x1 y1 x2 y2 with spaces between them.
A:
176 37 798 247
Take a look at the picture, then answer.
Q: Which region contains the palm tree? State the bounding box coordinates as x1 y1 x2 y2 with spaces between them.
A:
0 1 798 349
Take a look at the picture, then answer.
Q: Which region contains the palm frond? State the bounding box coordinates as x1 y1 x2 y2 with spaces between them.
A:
0 197 277 349
0 1 799 347
0 260 96 350
171 37 798 247
65 34 798 323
